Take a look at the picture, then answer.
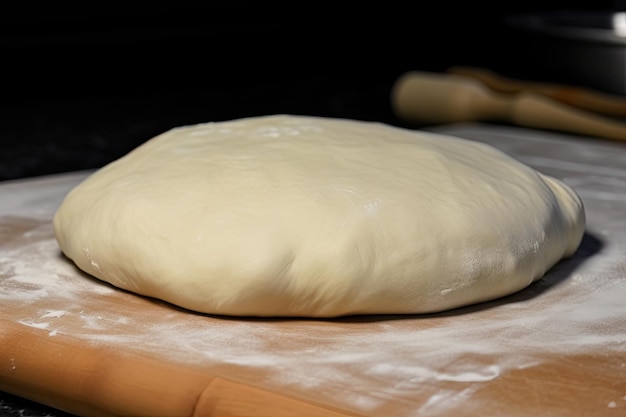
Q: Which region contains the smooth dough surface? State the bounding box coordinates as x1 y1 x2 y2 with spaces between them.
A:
53 115 585 317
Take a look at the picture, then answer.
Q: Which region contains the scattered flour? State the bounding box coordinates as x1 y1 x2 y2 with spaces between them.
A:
2 222 625 416
39 310 65 319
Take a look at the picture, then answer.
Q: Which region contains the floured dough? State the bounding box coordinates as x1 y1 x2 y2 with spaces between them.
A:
53 115 585 317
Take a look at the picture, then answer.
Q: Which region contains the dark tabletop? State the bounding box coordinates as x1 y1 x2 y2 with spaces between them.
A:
0 391 77 417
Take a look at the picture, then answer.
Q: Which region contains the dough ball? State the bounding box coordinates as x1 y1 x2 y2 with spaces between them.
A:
53 115 585 317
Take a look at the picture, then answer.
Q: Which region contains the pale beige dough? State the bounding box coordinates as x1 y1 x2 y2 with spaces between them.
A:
53 115 585 317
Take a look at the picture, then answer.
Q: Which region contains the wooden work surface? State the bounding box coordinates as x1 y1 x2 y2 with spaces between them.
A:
1 123 625 417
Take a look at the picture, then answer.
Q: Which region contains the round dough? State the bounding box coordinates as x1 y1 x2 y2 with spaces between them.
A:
53 114 585 317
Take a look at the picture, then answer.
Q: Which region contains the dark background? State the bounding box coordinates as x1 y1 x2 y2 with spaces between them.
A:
2 1 624 183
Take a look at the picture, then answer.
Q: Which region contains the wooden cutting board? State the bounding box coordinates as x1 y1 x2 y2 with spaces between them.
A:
1 123 625 417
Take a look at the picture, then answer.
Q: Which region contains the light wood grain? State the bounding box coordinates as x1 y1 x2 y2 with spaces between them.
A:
0 319 365 417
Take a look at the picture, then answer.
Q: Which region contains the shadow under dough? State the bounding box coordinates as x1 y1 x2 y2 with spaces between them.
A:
334 231 604 324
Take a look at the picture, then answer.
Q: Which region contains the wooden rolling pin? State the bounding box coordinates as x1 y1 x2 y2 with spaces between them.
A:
447 66 626 119
0 320 366 417
391 71 626 142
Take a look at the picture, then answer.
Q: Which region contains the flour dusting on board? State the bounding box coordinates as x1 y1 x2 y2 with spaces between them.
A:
2 128 626 417
1 220 626 416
